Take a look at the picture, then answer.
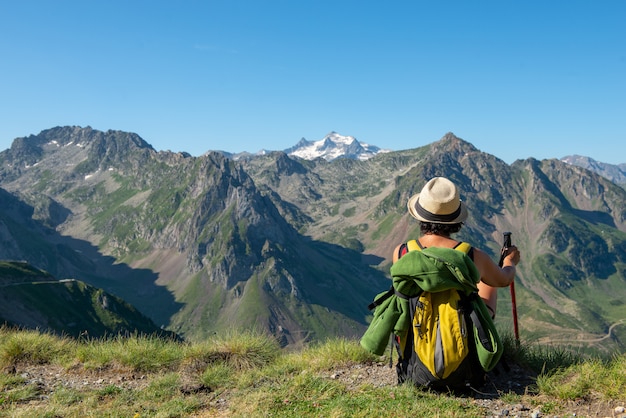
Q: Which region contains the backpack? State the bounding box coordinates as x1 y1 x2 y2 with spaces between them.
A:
363 240 502 393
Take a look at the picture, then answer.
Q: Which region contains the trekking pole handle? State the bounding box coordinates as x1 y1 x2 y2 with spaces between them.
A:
499 232 520 343
498 232 512 267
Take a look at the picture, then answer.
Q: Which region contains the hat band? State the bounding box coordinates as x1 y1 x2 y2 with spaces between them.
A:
415 199 462 223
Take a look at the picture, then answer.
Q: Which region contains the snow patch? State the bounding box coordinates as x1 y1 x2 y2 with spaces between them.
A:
286 131 389 161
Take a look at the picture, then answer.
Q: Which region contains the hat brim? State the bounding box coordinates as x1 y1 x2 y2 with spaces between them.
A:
407 193 468 224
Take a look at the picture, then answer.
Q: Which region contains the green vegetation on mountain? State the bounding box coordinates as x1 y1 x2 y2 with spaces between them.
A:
0 127 624 356
0 262 173 339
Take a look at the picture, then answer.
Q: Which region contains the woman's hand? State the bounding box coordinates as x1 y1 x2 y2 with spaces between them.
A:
502 245 520 267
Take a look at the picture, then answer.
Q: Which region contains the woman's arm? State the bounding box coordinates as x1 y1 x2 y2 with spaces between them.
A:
473 245 520 287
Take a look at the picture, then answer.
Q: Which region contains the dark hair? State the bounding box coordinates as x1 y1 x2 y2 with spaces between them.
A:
420 222 463 236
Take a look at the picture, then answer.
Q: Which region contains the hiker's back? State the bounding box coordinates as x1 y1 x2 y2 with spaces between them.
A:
361 177 513 394
392 240 490 393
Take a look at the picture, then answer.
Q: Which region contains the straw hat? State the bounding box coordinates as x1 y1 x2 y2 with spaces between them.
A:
407 177 468 224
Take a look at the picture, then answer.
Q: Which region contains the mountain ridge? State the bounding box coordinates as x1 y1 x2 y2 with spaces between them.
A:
561 154 626 188
1 126 624 353
0 261 176 339
218 131 391 162
0 127 389 346
284 131 390 161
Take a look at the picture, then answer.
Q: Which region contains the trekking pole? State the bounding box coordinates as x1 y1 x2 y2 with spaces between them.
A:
498 232 519 344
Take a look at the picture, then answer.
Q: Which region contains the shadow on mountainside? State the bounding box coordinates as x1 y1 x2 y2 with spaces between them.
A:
292 237 389 325
0 188 183 330
534 165 618 229
54 234 183 328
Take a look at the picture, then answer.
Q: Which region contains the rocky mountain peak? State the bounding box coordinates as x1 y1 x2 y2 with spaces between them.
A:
562 154 626 186
285 131 390 161
0 126 157 184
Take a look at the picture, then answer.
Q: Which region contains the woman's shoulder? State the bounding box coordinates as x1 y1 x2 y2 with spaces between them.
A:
392 243 404 262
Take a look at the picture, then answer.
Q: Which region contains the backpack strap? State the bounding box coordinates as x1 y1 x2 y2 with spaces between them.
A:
367 285 412 311
397 239 423 259
406 239 423 252
453 241 474 260
367 287 394 311
453 241 471 253
399 239 474 260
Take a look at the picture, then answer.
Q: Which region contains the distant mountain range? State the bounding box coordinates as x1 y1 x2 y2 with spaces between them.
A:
561 155 626 188
284 131 390 161
219 131 389 162
222 132 626 189
0 126 624 355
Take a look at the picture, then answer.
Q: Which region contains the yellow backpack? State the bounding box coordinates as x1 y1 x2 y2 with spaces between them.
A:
394 240 488 392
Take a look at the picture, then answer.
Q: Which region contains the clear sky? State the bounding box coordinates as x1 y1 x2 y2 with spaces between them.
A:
1 1 624 164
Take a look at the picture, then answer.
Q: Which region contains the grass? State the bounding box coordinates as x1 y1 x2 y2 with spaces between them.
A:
536 355 626 400
0 326 624 417
498 330 585 373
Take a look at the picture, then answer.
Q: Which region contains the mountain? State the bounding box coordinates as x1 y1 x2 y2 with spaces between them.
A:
0 261 176 339
562 155 626 189
238 133 626 355
1 127 625 354
284 131 390 161
0 126 388 346
221 131 389 162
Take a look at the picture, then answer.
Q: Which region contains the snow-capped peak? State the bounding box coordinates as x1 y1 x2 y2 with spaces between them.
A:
285 131 389 161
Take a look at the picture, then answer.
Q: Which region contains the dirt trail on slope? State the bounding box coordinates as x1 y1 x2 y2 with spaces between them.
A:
545 319 626 345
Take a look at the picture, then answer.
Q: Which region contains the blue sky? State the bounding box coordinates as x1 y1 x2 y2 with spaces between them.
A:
1 1 624 164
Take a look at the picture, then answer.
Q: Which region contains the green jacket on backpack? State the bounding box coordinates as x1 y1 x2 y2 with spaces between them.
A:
360 246 480 356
